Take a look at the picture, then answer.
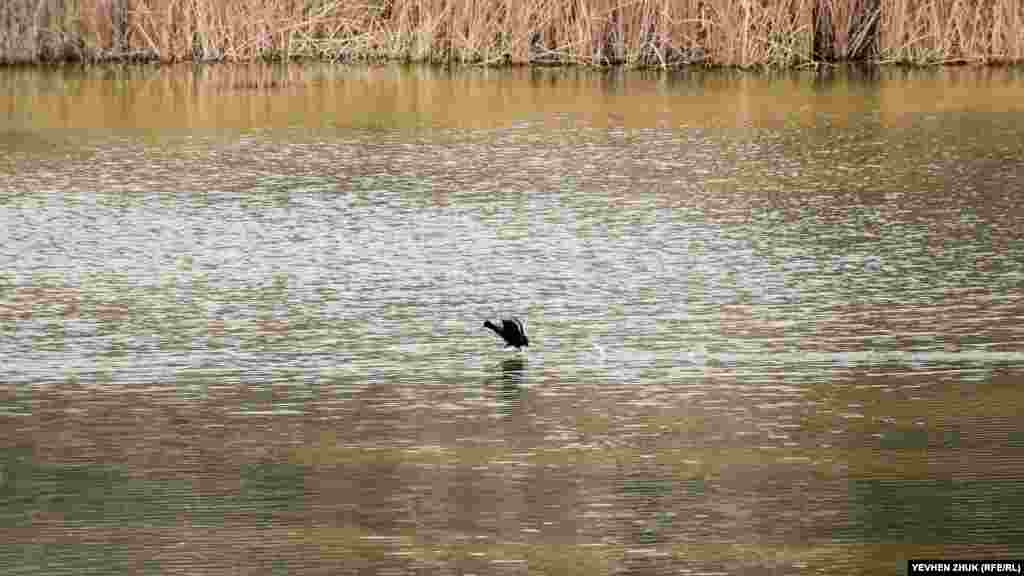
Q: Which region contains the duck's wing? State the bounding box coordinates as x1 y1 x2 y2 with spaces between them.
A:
504 318 526 340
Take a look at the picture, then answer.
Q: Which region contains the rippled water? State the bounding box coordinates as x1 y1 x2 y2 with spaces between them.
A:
2 64 1024 574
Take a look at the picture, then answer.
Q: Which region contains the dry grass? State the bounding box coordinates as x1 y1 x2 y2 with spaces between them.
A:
879 0 1024 64
1 0 1021 66
816 0 880 60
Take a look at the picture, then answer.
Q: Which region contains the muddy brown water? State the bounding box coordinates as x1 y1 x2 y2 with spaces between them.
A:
2 64 1024 575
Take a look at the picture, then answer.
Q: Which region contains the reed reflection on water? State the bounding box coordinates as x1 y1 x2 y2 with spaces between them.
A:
1 65 1024 574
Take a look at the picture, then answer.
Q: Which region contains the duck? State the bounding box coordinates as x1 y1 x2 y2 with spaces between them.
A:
483 317 529 350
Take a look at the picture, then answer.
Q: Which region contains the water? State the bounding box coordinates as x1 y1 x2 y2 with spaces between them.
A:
2 64 1024 574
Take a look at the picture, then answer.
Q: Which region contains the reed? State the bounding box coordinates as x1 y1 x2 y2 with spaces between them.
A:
816 0 880 60
1 0 1021 66
0 0 77 62
879 0 1024 64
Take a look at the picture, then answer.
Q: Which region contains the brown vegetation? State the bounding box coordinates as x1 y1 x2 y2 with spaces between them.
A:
0 0 1022 66
879 0 1024 63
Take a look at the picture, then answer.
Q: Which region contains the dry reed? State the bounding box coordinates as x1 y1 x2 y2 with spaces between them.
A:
1 0 1021 66
879 0 1024 64
816 0 880 60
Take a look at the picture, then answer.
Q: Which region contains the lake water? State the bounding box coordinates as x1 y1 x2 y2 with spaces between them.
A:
2 63 1024 575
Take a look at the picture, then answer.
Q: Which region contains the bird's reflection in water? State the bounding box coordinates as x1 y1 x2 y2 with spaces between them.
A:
497 357 526 413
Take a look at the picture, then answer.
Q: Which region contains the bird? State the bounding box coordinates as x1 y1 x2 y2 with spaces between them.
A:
483 317 529 350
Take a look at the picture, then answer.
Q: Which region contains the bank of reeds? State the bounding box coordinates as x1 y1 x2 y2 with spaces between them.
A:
879 0 1024 63
1 0 1022 67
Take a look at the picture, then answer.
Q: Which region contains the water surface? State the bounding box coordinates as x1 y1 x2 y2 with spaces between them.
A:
2 64 1024 575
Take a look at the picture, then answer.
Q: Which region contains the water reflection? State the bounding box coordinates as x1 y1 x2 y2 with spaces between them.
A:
2 64 1024 574
499 357 527 388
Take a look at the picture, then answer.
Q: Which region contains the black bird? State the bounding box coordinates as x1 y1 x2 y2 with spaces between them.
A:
483 317 529 350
